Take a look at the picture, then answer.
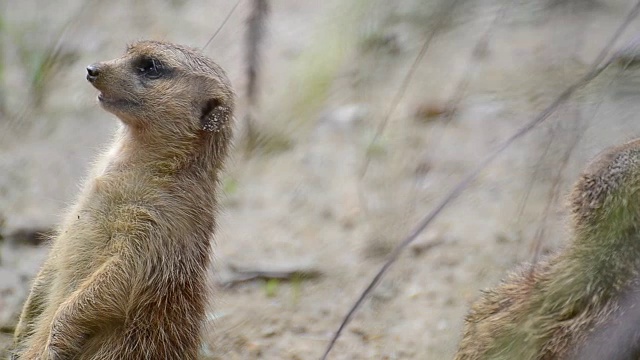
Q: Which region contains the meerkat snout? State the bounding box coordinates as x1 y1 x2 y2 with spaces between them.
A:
86 64 100 83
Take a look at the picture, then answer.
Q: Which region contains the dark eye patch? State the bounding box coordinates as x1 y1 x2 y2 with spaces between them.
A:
134 56 166 79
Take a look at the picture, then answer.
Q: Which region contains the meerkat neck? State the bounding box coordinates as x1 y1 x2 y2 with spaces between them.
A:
108 125 211 174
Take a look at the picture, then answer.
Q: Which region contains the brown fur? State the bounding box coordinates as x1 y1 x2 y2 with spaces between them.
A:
11 40 234 360
455 139 640 360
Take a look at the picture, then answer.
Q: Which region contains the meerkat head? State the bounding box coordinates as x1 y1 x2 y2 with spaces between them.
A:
569 139 640 235
86 40 234 138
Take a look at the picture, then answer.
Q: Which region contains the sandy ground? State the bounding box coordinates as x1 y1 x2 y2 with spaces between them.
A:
3 0 640 358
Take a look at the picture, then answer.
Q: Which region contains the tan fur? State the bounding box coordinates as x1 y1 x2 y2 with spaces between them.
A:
11 40 234 360
455 139 640 360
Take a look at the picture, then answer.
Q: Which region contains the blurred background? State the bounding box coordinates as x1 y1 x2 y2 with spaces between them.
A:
3 0 640 358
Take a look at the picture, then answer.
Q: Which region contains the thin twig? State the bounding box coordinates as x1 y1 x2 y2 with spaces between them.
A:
515 122 558 222
528 109 583 275
243 0 269 153
320 2 640 358
202 0 243 51
358 0 463 179
440 1 512 124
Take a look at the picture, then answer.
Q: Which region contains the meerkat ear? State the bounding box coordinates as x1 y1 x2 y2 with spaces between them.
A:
200 98 231 132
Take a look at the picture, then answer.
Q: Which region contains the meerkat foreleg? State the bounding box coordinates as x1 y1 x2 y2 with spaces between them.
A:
21 256 130 360
48 256 130 357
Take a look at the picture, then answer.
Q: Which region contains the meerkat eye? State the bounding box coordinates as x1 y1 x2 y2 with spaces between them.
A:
136 57 164 79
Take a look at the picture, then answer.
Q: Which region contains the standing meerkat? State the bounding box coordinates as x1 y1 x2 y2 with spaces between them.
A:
11 40 234 360
455 139 640 360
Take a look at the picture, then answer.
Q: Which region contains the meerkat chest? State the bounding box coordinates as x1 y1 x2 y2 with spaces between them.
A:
51 169 215 289
51 175 154 262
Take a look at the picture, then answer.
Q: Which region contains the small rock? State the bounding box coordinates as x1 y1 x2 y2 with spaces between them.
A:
414 160 432 176
290 325 307 334
318 104 369 130
261 325 278 338
414 102 451 123
409 231 444 257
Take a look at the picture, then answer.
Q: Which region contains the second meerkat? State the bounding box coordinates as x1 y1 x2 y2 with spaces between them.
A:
12 41 234 359
455 139 640 360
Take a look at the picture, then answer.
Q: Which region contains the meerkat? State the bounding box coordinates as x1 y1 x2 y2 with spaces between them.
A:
11 40 234 360
454 138 640 360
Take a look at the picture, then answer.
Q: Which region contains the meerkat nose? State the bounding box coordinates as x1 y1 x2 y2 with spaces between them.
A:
86 64 101 82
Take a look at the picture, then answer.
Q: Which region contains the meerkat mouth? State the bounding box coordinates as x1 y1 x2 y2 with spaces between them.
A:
98 93 138 109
